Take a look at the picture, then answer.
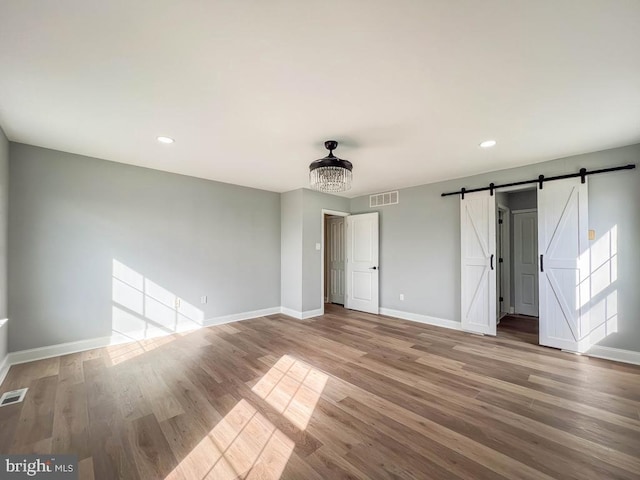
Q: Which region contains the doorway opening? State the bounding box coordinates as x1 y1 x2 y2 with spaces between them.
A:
321 209 380 316
496 187 539 344
462 177 591 352
323 213 347 307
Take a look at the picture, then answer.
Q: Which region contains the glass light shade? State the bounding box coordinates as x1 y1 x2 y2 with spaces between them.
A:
309 165 352 192
309 140 353 193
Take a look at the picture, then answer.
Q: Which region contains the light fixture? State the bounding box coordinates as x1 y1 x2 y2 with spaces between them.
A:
479 139 497 148
309 140 353 193
157 136 175 144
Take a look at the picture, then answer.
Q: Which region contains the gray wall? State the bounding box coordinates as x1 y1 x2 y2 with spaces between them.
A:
352 183 460 321
0 126 8 363
301 189 349 312
351 144 640 352
8 143 281 352
281 190 303 312
508 189 537 211
280 188 350 314
5 140 639 353
496 192 510 211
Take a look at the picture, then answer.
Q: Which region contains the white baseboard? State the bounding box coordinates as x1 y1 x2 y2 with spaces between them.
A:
378 309 640 365
379 308 462 331
0 306 283 387
204 307 281 326
280 307 302 319
6 335 116 368
0 354 10 386
586 345 640 366
3 307 637 389
280 307 323 320
0 318 8 386
302 308 323 319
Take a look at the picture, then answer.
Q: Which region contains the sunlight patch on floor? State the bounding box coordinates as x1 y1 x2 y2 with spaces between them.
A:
251 355 329 430
165 399 294 480
104 334 176 366
164 355 328 479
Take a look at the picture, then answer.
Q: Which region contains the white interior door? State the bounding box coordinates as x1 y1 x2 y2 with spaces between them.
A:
327 216 345 304
461 191 496 335
346 212 379 314
538 177 589 352
514 211 539 316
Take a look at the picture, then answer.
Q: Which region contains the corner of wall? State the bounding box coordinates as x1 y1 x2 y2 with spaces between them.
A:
0 125 9 377
0 319 9 385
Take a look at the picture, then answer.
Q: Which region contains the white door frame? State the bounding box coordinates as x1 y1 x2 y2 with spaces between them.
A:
497 203 511 319
496 185 537 319
326 216 346 304
320 209 350 315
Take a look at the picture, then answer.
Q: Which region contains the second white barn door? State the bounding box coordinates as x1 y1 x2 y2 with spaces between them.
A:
346 212 379 314
538 177 589 352
460 191 496 335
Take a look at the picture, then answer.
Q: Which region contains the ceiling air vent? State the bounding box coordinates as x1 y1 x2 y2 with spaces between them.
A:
0 388 28 407
370 190 399 208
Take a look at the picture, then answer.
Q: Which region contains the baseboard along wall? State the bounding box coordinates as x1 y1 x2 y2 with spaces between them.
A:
1 306 639 388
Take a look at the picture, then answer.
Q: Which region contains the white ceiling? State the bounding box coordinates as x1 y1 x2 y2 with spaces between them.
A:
1 1 639 197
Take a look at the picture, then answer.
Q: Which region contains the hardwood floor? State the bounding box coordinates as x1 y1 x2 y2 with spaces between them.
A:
498 314 539 345
1 304 639 479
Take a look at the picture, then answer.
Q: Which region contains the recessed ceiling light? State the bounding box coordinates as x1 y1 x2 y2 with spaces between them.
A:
157 136 175 144
479 139 497 148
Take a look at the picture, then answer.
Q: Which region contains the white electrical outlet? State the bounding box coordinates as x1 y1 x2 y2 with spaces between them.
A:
400 294 404 301
175 298 181 308
201 295 207 304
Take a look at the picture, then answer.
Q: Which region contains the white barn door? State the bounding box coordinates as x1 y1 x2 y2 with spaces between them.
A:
538 177 589 352
461 191 496 335
346 212 379 314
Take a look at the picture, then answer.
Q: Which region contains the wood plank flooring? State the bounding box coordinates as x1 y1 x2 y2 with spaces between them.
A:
1 304 639 479
498 314 539 344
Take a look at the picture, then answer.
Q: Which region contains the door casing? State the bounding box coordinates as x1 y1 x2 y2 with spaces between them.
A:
320 209 350 315
497 204 511 319
326 216 346 304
